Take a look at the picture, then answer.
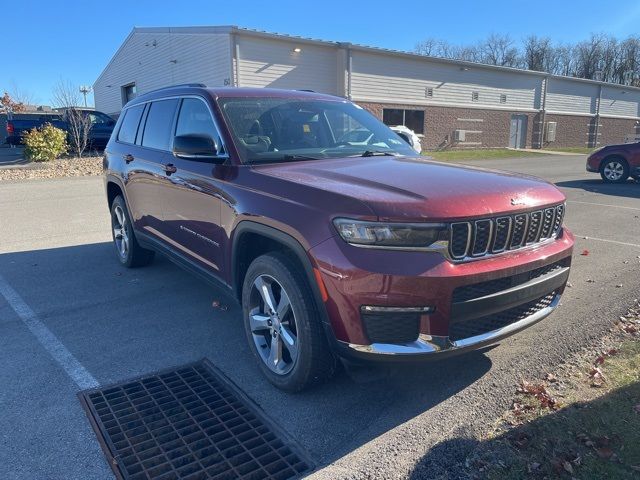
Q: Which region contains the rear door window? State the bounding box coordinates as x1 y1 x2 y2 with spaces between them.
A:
117 104 145 144
141 99 179 151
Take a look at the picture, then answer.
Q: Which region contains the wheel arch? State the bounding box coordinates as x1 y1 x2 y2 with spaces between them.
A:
105 174 126 210
231 222 331 327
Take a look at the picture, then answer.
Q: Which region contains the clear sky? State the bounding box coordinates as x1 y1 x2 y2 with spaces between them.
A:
4 0 640 107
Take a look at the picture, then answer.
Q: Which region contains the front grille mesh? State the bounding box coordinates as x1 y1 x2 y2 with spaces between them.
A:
449 204 564 259
452 260 565 303
449 293 556 341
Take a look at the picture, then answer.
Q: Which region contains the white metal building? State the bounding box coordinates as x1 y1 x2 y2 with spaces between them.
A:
94 26 640 149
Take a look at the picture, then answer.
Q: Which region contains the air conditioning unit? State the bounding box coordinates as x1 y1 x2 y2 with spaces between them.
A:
545 122 557 142
454 129 466 142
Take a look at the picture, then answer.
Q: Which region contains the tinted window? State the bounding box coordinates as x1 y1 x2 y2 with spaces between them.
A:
141 99 179 151
176 98 218 139
117 104 145 144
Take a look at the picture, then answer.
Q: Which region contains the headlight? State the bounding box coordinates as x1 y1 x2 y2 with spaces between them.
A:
333 218 446 249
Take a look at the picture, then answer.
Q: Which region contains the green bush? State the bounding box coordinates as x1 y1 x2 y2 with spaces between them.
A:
23 123 68 162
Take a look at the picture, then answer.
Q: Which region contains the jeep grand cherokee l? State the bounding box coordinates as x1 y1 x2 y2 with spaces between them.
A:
103 85 574 392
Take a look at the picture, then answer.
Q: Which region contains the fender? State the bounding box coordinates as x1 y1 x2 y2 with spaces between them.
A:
231 221 332 329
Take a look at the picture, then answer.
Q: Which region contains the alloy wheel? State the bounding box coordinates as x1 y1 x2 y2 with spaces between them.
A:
112 205 130 260
603 160 625 181
248 274 299 375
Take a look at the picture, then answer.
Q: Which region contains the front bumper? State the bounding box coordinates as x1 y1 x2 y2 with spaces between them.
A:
310 228 574 359
338 293 560 361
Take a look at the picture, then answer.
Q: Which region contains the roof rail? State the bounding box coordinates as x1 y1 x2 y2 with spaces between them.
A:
297 89 315 92
142 83 207 95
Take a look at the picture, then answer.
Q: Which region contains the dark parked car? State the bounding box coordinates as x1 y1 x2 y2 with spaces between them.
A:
103 85 574 391
586 141 640 183
4 108 115 148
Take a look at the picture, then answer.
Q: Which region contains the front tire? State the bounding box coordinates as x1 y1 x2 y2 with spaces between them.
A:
242 252 336 392
600 156 629 183
110 196 155 268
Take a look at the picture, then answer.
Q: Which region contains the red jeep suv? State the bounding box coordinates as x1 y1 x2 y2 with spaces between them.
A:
103 85 574 391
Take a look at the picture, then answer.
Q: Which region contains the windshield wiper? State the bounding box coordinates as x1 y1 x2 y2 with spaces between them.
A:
248 154 323 164
357 150 398 157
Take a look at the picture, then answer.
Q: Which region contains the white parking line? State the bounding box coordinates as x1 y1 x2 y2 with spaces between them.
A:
568 200 640 211
0 274 99 390
576 236 640 249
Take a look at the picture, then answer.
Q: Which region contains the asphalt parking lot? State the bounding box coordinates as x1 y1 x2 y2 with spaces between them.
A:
1 154 639 479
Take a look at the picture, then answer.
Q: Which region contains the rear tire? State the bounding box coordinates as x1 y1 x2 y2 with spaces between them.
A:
110 196 155 268
600 156 629 183
242 252 336 392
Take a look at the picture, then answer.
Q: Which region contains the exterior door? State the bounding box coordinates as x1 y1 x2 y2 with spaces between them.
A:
161 97 226 274
126 99 180 243
509 114 528 149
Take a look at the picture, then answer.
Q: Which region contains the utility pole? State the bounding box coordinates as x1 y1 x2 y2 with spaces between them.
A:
79 85 91 107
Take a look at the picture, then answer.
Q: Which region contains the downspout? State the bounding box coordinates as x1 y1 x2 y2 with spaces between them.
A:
593 84 602 148
538 76 548 149
233 34 241 88
347 46 353 100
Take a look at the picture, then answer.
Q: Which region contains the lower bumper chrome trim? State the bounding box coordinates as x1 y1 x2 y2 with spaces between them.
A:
343 294 561 357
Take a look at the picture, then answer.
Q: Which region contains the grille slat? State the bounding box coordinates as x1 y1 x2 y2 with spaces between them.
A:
448 204 565 260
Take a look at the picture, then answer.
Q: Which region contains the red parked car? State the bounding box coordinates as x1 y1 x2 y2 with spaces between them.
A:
103 85 574 391
586 141 640 183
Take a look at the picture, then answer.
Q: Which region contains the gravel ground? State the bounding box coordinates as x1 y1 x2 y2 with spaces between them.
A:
0 156 103 181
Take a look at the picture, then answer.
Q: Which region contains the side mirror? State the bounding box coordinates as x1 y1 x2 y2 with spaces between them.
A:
172 134 225 163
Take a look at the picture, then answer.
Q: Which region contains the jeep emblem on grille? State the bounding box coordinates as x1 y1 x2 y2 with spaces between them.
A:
510 197 526 206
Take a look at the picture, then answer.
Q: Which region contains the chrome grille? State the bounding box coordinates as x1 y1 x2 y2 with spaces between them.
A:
448 204 565 260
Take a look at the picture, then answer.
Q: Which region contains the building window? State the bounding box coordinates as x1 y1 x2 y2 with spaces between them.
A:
382 108 425 134
425 87 434 98
500 94 507 104
472 91 479 102
121 83 137 106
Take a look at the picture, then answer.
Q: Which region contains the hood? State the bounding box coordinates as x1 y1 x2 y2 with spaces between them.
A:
253 156 566 221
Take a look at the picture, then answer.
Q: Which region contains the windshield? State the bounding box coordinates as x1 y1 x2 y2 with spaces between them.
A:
218 97 416 164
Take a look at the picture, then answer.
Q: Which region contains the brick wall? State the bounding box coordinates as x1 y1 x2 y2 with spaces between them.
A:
599 117 639 146
358 101 640 150
358 102 537 150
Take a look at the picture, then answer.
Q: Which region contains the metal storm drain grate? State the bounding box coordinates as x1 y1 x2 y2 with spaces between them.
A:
79 360 312 480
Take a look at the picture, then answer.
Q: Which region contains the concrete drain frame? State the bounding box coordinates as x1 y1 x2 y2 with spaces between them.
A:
78 359 313 480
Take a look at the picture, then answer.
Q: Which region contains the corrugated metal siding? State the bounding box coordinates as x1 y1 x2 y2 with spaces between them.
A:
599 86 640 118
236 37 338 94
350 51 542 110
546 78 598 115
94 32 231 115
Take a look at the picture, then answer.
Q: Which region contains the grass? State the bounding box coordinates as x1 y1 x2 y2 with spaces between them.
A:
542 147 596 154
424 148 545 161
470 315 640 479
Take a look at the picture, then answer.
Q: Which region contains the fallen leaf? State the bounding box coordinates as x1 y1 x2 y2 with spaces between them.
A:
595 446 614 459
562 460 574 474
580 249 589 256
545 372 558 382
594 355 605 365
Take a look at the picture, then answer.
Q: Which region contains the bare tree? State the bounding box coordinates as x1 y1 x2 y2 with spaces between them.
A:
0 92 26 114
52 80 92 158
523 36 555 72
480 34 520 67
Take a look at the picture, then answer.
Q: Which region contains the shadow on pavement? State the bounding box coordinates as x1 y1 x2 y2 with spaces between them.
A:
0 241 493 471
409 381 640 479
556 179 640 200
